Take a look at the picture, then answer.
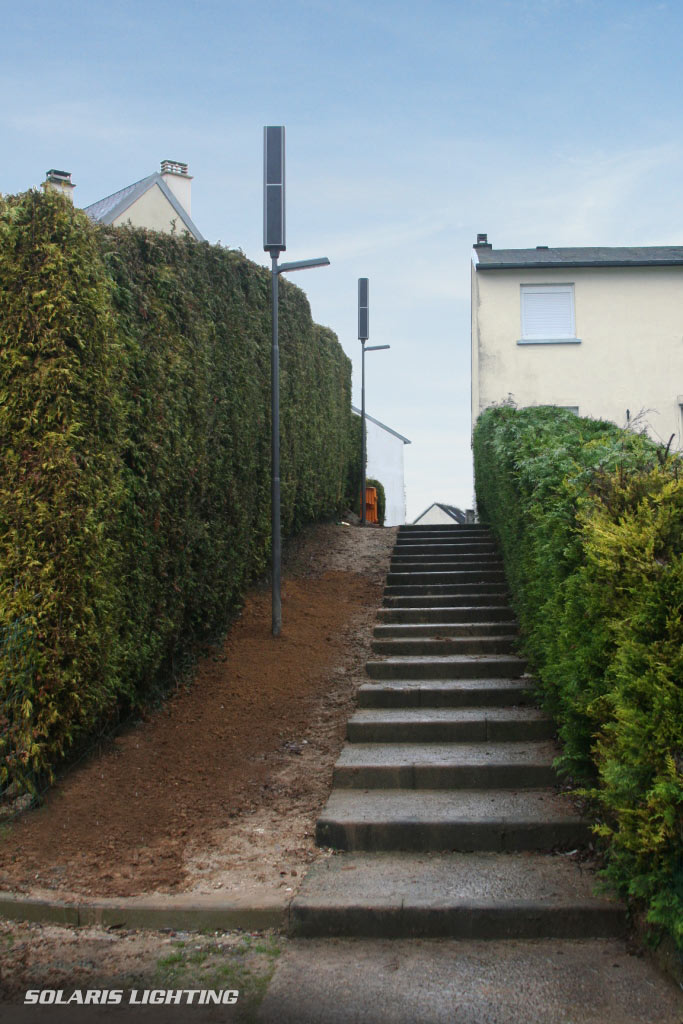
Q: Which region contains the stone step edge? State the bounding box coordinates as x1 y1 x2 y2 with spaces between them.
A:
0 890 287 931
289 900 626 939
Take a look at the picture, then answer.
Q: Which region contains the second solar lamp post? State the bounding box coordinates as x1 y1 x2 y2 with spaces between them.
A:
264 126 330 636
358 278 390 525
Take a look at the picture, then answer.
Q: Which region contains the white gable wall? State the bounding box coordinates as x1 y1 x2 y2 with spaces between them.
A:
414 505 457 525
360 415 407 526
112 184 191 235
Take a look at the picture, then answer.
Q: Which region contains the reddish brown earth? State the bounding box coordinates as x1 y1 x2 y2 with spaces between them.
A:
0 523 395 902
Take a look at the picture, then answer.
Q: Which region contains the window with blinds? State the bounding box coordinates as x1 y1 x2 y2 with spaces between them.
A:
520 285 576 340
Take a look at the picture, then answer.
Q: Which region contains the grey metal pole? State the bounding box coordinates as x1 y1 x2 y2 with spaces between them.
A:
271 253 282 636
361 340 366 526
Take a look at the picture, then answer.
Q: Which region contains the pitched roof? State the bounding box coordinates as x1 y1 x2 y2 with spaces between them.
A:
474 245 683 270
83 172 204 241
351 405 411 444
413 503 465 524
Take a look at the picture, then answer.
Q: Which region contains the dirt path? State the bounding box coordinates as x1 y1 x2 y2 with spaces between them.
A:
0 523 395 905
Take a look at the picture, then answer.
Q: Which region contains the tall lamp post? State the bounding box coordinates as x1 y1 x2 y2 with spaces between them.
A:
358 278 389 525
264 126 330 635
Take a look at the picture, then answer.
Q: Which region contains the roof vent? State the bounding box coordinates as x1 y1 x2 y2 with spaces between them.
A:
474 233 492 249
536 245 549 250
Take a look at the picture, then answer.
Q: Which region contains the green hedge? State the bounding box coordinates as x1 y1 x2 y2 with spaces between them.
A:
0 190 353 794
473 404 683 950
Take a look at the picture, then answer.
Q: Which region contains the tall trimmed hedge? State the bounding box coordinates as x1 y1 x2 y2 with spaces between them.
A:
0 190 353 794
473 405 683 950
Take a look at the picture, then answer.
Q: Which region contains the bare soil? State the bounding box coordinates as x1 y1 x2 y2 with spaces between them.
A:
0 523 395 905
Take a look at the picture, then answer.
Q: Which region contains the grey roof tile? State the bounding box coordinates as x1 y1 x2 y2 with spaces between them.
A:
474 245 683 269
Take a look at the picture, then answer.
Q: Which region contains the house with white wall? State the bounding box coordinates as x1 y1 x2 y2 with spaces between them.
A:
413 503 466 525
352 406 410 526
471 235 683 448
43 161 204 240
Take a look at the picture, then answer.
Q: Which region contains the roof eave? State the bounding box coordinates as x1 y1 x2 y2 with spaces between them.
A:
477 259 683 270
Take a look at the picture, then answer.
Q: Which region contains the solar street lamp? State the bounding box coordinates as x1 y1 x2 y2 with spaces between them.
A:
264 126 330 636
358 278 390 526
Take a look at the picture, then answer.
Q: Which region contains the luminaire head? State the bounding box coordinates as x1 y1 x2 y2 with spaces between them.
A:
358 278 369 341
263 126 285 253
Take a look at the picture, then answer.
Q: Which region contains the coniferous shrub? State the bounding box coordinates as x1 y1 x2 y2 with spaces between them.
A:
473 404 683 950
0 190 353 795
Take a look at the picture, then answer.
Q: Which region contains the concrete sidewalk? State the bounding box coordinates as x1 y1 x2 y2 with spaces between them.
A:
257 937 683 1024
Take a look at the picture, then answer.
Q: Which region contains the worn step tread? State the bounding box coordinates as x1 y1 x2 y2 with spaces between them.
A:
358 678 534 708
347 706 554 743
334 742 559 789
320 787 578 814
349 706 550 725
294 850 617 907
383 595 510 608
290 852 625 939
374 623 518 637
366 654 527 680
336 740 559 767
372 637 517 657
376 605 516 622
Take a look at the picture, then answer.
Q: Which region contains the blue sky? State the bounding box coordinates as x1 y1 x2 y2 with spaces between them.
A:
3 0 683 519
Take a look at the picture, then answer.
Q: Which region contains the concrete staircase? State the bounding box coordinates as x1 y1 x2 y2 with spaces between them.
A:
291 524 625 939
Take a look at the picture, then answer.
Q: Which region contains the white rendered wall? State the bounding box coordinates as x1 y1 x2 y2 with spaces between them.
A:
362 416 407 526
414 506 457 525
472 264 683 448
161 172 192 215
113 184 192 236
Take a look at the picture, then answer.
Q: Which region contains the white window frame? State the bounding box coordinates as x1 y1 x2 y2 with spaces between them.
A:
518 284 580 345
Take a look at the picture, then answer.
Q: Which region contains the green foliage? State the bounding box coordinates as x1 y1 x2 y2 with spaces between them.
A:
0 190 353 795
344 413 363 515
367 478 386 526
473 404 683 950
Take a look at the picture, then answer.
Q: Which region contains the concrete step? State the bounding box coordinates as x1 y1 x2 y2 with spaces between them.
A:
390 558 504 570
372 636 517 657
357 678 534 708
290 852 626 939
398 527 491 536
387 574 507 590
347 706 553 743
316 788 590 852
376 605 516 623
374 622 517 638
383 594 510 609
384 583 509 599
393 544 499 552
393 545 497 557
366 654 527 680
394 538 494 548
333 741 559 789
376 618 516 634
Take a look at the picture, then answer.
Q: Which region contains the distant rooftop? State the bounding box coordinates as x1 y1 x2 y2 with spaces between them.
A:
472 235 683 270
83 163 204 241
413 503 466 525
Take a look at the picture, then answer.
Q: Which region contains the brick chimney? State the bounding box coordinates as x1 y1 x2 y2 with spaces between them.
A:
160 159 192 215
42 169 75 202
474 233 492 249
